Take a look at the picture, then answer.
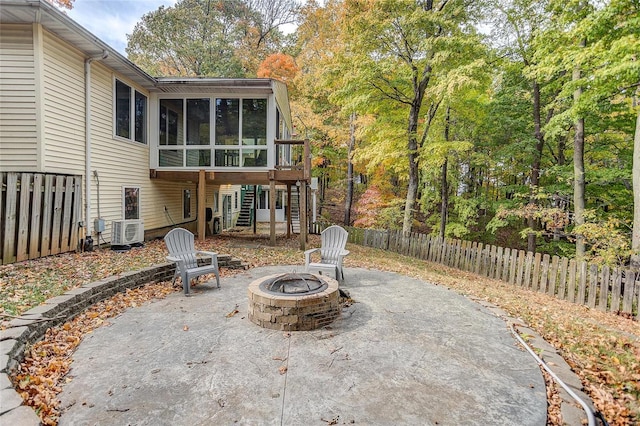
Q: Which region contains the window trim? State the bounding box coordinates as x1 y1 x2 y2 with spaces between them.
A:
114 78 148 145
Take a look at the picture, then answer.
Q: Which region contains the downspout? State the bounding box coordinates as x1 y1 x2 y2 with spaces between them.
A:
84 50 109 250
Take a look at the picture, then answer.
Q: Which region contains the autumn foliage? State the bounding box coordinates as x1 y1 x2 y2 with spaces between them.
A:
257 53 299 83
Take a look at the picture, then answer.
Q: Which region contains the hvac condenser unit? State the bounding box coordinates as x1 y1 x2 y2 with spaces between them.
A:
111 220 144 245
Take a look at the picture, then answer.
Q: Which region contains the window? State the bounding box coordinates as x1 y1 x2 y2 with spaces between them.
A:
159 99 182 146
157 96 268 168
214 191 219 213
187 99 210 145
242 99 267 145
123 187 140 220
215 98 239 146
235 191 238 209
183 189 191 219
115 79 147 144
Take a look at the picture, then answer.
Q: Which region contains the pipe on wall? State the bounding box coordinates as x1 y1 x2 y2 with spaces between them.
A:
84 50 108 243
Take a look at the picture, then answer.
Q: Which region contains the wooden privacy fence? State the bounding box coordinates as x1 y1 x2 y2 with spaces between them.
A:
346 227 640 319
1 172 82 265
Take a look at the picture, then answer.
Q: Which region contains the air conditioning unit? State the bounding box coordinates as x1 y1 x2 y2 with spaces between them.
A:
111 220 144 245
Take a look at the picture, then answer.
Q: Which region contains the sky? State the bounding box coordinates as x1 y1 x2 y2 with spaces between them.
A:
67 0 178 55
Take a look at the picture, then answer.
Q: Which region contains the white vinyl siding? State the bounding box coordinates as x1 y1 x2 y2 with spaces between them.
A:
41 30 85 174
89 65 191 236
0 24 38 171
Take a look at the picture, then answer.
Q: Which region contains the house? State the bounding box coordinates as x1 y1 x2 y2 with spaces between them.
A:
0 0 310 264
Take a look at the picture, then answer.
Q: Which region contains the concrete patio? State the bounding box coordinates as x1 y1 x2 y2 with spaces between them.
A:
58 266 547 425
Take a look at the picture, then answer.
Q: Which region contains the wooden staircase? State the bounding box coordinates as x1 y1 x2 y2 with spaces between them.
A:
291 187 300 234
236 190 254 227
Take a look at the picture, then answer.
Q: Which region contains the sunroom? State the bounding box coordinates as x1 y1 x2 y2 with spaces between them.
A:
147 78 310 246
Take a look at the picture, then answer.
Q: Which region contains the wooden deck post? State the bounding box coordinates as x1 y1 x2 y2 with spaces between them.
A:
198 169 206 241
270 179 276 246
286 183 292 239
299 180 307 250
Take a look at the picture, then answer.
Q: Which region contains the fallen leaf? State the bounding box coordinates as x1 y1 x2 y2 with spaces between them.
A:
226 304 240 318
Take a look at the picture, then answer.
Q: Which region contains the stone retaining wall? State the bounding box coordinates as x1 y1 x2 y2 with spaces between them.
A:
0 262 177 424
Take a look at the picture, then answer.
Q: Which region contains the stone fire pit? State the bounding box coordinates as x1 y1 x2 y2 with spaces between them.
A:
247 272 340 331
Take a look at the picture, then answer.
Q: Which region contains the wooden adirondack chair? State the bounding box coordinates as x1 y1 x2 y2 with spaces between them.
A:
304 225 350 283
164 228 220 295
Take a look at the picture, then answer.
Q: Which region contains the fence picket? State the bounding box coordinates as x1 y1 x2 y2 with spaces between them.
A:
523 252 533 288
465 241 473 271
531 253 542 291
515 250 525 286
2 173 18 264
577 261 588 305
610 268 621 312
494 246 503 280
548 256 559 296
597 266 610 312
488 245 495 277
500 248 510 281
29 174 43 259
40 175 54 257
567 259 577 302
17 173 32 261
454 239 461 267
474 243 483 274
587 264 599 308
468 242 476 272
61 176 74 252
508 249 517 284
558 257 569 300
622 271 635 314
539 254 550 293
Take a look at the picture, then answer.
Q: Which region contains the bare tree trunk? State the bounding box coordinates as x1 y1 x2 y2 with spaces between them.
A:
403 101 421 234
439 106 451 240
631 93 640 269
439 158 448 240
573 64 586 259
528 80 545 252
344 112 356 226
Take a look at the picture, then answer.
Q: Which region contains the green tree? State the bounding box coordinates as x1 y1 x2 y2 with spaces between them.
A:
126 0 297 77
340 0 486 233
127 0 250 76
531 0 639 261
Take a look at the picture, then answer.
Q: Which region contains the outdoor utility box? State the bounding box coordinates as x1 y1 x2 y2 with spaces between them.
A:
94 218 106 233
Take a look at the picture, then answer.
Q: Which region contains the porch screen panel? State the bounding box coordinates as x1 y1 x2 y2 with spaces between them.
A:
242 149 267 167
186 149 211 167
187 99 210 145
242 99 267 145
159 99 183 145
215 98 239 145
